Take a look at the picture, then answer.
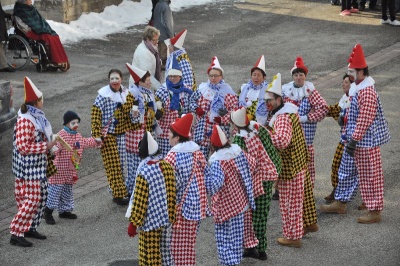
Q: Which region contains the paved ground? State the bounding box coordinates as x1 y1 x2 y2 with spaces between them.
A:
0 0 400 265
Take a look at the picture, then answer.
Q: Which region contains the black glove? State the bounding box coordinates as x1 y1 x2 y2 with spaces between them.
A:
338 116 344 127
132 100 139 106
116 102 122 108
345 138 357 157
147 101 154 108
5 13 12 19
155 110 163 120
218 108 228 117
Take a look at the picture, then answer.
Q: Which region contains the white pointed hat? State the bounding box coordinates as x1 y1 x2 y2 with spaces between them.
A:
207 56 224 74
251 55 266 76
230 107 249 127
126 63 147 83
24 77 43 102
264 73 282 99
210 124 228 148
139 131 159 157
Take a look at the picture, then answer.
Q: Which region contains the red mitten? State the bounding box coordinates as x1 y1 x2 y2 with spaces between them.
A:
128 223 137 237
213 116 221 124
196 107 205 117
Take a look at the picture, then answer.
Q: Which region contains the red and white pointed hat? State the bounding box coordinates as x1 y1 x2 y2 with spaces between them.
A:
138 131 159 157
126 63 147 84
170 113 194 138
230 107 249 127
347 44 367 69
170 29 187 49
290 56 308 75
251 55 266 76
207 56 224 74
24 77 42 102
264 73 282 99
210 124 228 148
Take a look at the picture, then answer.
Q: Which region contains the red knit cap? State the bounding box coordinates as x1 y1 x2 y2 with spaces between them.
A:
170 113 193 138
291 56 308 75
210 124 228 147
347 44 367 69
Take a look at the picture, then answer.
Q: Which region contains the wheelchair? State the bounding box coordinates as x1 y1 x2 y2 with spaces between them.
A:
4 16 64 73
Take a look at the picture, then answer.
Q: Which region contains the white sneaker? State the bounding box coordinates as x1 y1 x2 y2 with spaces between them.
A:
390 19 400 26
381 19 390 24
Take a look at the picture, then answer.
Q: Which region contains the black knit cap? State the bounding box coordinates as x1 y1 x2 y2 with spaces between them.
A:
63 110 81 125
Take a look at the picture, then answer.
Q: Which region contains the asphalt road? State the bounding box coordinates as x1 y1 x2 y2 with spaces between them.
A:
0 0 400 265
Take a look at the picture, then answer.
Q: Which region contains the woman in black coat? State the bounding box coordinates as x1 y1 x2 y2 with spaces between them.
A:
0 1 16 72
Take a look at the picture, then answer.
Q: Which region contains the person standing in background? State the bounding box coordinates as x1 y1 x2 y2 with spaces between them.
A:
380 0 400 26
153 0 174 69
0 1 16 72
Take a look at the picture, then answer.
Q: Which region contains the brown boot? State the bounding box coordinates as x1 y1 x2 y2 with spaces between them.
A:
320 200 347 214
357 211 381 224
357 202 367 210
304 223 319 235
277 237 301 248
324 188 336 203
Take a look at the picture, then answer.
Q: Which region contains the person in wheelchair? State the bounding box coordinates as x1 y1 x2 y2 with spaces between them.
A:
13 0 69 71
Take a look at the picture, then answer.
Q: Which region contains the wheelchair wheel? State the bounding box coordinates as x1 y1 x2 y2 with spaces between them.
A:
4 35 32 70
36 63 44 73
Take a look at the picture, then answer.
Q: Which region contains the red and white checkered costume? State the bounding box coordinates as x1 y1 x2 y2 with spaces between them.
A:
49 129 100 184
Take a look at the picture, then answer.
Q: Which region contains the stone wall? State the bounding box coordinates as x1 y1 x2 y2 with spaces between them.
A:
2 0 140 23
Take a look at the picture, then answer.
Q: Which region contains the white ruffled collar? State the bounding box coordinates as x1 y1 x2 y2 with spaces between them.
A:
209 144 242 164
269 102 298 127
338 94 351 110
170 141 200 153
349 76 375 97
282 81 315 101
98 85 128 103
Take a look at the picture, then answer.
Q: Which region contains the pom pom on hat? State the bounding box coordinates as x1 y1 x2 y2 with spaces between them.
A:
264 73 282 99
347 44 367 69
167 55 182 77
290 57 308 75
63 110 81 125
170 113 194 138
207 56 224 74
126 63 147 84
210 124 228 148
230 107 249 127
24 77 43 103
251 55 266 76
139 131 159 158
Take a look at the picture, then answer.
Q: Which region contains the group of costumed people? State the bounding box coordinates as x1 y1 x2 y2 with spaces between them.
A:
10 38 390 266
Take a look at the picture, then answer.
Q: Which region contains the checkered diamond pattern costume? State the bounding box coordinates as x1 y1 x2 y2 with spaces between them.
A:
345 78 390 211
238 81 268 125
166 49 197 91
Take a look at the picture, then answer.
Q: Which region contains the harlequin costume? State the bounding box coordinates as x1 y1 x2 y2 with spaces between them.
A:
231 107 281 259
155 56 193 157
91 73 140 203
125 132 176 266
45 111 100 224
343 44 390 223
10 77 53 247
281 57 328 187
189 57 238 159
125 63 160 195
238 55 269 126
165 29 197 91
164 114 210 266
206 125 256 266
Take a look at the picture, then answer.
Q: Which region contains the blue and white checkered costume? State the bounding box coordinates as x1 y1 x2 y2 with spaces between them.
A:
46 184 74 213
166 48 196 91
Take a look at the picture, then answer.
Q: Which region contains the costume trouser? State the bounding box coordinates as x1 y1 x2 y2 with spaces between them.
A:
381 0 397 21
330 142 345 188
160 225 174 266
307 144 315 187
0 43 8 68
171 214 200 266
215 213 245 266
157 137 172 158
252 181 274 252
101 134 128 198
334 150 359 202
355 147 384 211
10 178 47 237
303 170 318 227
126 151 141 195
139 229 163 266
278 170 304 240
243 209 258 249
46 184 74 213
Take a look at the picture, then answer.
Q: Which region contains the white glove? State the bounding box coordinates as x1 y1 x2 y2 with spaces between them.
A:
94 138 102 143
156 101 163 110
249 120 259 131
300 115 308 123
50 146 59 153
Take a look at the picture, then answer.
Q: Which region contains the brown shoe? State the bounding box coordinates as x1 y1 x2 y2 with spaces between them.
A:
277 237 301 248
320 200 347 214
357 202 367 210
304 223 319 235
324 188 336 203
357 211 381 224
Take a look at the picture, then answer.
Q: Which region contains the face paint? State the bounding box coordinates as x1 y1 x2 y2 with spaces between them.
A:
68 119 80 131
347 68 356 82
110 73 121 84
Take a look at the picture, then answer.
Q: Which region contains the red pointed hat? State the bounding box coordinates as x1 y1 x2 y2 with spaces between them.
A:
24 77 43 102
170 113 194 138
170 29 187 49
210 124 228 148
290 56 308 75
251 55 266 76
126 63 147 83
347 44 367 69
207 56 224 74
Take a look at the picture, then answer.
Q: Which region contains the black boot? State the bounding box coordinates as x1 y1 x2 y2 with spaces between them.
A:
10 234 33 247
59 212 78 219
243 247 259 259
24 229 47 240
44 207 56 225
113 197 129 205
272 189 279 200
